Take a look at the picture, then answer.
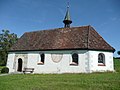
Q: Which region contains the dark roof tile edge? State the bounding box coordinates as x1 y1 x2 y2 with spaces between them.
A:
24 25 91 34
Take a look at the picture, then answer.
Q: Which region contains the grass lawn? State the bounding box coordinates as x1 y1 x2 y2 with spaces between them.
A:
0 59 120 90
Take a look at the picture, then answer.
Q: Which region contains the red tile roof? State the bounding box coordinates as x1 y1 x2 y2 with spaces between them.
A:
10 25 115 52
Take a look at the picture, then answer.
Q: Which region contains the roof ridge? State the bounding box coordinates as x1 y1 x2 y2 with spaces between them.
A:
24 25 91 34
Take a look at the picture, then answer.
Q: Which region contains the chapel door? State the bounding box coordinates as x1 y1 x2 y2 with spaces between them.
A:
17 58 22 72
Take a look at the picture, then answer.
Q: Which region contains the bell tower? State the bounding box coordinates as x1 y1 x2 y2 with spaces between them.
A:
63 2 72 28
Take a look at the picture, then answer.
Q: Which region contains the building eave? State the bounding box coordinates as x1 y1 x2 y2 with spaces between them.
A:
9 48 115 53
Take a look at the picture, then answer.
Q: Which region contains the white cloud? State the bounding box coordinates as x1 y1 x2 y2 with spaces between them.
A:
110 17 117 21
99 22 108 27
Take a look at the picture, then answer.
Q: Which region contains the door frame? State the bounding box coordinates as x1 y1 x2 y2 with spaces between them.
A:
17 58 23 72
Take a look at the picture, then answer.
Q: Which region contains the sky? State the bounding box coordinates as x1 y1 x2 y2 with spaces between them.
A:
0 0 120 56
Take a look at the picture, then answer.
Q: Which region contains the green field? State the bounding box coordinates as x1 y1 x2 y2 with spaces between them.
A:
0 59 120 90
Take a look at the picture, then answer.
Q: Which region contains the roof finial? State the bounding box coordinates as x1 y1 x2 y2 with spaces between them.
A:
67 1 69 8
63 2 72 28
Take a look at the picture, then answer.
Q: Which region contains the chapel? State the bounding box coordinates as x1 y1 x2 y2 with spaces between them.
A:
7 4 115 74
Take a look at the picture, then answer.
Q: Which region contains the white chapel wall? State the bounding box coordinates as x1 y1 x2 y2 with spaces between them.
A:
26 50 88 74
7 53 28 73
6 53 15 73
7 50 114 74
88 51 114 72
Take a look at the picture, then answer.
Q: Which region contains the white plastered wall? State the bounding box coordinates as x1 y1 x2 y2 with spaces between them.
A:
27 50 88 74
7 53 28 73
6 53 15 73
88 51 114 72
7 50 114 74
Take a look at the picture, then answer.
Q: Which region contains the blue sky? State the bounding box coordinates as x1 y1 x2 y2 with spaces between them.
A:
0 0 120 56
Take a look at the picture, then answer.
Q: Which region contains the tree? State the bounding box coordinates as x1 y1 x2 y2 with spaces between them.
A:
117 51 120 55
0 30 18 66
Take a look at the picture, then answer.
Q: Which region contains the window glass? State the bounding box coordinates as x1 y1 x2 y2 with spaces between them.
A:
98 53 105 65
38 53 45 65
41 53 45 63
72 53 78 64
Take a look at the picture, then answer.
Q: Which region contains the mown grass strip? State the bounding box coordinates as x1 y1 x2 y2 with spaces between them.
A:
0 59 120 90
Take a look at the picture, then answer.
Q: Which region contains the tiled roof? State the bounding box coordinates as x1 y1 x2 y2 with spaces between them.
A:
10 25 115 52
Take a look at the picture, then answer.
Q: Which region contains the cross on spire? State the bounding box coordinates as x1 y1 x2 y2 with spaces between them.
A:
63 2 72 28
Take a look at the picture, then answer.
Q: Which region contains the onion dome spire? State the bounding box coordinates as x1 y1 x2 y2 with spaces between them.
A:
63 2 72 28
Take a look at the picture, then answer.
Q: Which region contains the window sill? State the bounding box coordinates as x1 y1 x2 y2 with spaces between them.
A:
37 62 44 65
70 62 78 66
98 64 105 66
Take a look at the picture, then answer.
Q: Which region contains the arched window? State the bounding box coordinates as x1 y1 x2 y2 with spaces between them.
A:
38 53 45 65
41 53 45 63
98 53 105 66
70 53 78 65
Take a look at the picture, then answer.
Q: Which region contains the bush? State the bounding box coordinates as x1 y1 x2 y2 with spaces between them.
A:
1 67 9 73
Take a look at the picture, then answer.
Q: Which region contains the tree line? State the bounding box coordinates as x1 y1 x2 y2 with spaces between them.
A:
118 51 120 55
0 30 18 66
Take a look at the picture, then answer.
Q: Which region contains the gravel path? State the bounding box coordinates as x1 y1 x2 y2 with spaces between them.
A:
0 74 9 76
